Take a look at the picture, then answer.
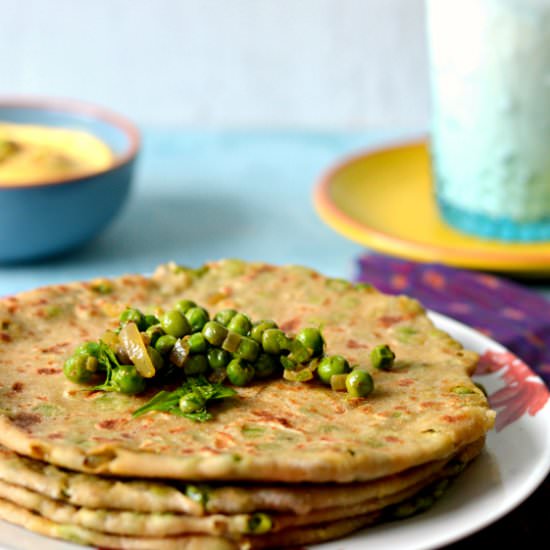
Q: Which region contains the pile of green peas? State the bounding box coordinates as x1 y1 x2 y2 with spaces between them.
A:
64 299 395 398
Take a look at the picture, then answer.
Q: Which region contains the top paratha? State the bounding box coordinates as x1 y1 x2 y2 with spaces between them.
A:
0 260 494 482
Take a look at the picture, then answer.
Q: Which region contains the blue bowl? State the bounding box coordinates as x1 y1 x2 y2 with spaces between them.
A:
0 98 140 263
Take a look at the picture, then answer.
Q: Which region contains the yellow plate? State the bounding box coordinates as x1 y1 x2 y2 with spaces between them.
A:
313 139 550 274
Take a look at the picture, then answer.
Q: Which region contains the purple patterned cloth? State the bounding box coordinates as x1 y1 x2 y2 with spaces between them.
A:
355 254 550 388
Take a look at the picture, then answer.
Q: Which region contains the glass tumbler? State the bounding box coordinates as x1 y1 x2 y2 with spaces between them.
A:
426 0 550 241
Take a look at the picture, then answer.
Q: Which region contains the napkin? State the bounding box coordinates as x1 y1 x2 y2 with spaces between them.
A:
355 254 550 388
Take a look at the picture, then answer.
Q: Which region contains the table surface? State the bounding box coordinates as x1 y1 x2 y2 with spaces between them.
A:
0 129 389 296
0 129 547 547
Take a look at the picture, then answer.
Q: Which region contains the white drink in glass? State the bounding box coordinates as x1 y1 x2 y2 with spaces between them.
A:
426 0 550 240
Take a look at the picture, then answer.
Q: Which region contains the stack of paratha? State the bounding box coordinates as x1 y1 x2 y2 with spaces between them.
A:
0 260 495 549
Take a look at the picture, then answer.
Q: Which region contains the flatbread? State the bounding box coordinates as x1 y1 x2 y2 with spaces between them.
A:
0 260 494 482
0 439 483 540
0 438 483 516
0 476 426 537
0 446 201 515
0 497 236 550
0 442 482 550
0 495 382 549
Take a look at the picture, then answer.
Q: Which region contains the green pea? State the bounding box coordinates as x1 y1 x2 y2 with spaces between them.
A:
234 336 260 362
207 348 231 370
432 478 450 499
393 494 434 518
288 339 312 364
227 358 254 386
296 327 325 357
145 324 164 347
63 355 97 384
187 332 208 354
345 369 374 397
262 329 291 355
143 314 160 328
250 320 278 343
317 355 350 385
120 308 146 330
70 346 103 373
179 393 204 414
155 334 178 355
371 344 395 371
74 341 101 358
174 299 196 315
185 484 209 506
254 353 279 378
185 307 210 332
227 313 252 336
90 281 113 295
247 513 272 534
202 321 228 346
147 345 165 371
161 310 192 338
111 364 146 394
280 355 297 371
184 355 209 376
214 308 237 327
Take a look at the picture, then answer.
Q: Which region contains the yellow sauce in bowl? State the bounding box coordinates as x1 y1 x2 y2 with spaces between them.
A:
0 122 114 185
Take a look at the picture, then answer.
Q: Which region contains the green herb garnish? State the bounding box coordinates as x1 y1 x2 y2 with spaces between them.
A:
92 341 123 391
132 376 236 422
63 340 121 387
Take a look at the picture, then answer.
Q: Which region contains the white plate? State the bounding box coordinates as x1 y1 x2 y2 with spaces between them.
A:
318 311 550 550
0 312 548 550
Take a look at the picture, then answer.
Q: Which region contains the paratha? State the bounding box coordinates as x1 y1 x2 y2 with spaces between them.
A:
0 478 439 537
0 440 482 537
0 260 494 483
0 441 483 550
0 495 380 549
0 462 479 550
0 439 482 517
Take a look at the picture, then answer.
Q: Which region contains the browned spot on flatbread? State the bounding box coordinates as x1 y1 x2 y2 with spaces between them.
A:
85 390 105 399
347 339 366 349
378 315 403 327
168 426 187 434
40 342 70 354
244 264 276 282
37 368 61 375
29 443 46 460
96 418 128 431
11 412 42 429
280 317 300 333
442 414 467 424
421 401 443 411
214 432 236 449
252 409 293 429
